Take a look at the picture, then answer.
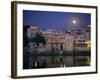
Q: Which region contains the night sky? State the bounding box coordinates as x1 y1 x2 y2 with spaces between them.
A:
23 10 91 30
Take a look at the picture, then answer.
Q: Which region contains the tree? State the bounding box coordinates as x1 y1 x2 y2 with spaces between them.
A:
32 32 46 47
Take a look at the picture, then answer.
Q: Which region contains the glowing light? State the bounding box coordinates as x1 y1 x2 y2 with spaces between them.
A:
85 41 91 48
72 20 77 24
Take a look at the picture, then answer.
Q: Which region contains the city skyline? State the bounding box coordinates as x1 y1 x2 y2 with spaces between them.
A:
23 10 91 30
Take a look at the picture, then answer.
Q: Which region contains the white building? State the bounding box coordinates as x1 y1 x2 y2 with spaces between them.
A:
64 34 74 51
26 25 90 52
42 30 74 51
74 25 91 51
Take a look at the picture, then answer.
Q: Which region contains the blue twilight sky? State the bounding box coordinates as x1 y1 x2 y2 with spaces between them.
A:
23 10 91 30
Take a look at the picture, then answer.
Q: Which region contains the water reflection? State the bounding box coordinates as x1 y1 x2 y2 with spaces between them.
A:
23 51 90 69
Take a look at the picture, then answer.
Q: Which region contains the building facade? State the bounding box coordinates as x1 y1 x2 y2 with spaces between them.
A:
26 25 90 52
42 30 74 51
74 35 90 51
74 25 91 51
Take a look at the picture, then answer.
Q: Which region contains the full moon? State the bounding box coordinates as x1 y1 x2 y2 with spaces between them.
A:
72 20 76 24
